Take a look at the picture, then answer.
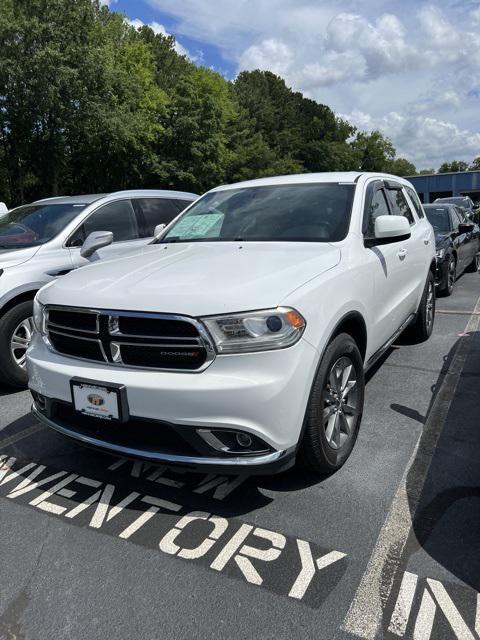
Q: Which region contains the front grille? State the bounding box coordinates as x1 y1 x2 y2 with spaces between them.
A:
45 306 214 371
118 315 198 338
49 331 105 362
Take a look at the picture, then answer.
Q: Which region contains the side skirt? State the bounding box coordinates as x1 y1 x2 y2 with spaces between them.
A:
364 313 416 373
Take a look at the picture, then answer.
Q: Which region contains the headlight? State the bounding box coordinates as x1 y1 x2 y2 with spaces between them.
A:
33 296 46 334
436 249 445 259
202 307 306 354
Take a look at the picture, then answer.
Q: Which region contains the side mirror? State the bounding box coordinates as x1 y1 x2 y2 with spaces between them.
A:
458 222 474 234
80 230 113 258
0 202 8 215
153 223 166 238
366 215 411 247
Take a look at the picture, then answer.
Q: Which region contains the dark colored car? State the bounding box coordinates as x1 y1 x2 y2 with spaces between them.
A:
424 204 480 296
434 196 478 222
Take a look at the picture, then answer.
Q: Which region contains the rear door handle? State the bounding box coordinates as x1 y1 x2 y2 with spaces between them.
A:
424 238 430 245
397 248 408 260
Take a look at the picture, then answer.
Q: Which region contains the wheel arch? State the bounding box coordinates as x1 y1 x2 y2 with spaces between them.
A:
328 311 368 363
0 289 38 318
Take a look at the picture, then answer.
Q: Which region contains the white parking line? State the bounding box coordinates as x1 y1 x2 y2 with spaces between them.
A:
342 294 480 639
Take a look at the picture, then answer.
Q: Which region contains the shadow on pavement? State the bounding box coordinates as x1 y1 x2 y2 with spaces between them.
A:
391 330 480 592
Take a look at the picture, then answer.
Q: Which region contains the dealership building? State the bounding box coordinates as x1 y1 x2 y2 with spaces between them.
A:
406 170 480 204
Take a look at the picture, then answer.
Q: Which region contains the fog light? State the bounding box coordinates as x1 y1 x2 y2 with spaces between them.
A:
197 428 271 455
236 432 253 448
32 392 46 411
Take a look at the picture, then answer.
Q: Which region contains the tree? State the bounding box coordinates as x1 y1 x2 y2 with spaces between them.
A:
386 158 417 176
438 161 469 173
469 157 480 171
351 130 396 172
418 168 435 175
153 67 234 192
0 0 167 203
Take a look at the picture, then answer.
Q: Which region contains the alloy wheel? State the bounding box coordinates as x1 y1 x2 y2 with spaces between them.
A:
10 316 34 369
447 258 456 292
323 356 359 450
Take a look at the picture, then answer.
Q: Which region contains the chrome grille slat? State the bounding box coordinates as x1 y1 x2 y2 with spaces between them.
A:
44 306 215 372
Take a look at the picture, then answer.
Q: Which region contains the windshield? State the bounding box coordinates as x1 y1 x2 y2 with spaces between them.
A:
436 197 469 208
425 207 451 233
0 203 86 248
159 183 356 244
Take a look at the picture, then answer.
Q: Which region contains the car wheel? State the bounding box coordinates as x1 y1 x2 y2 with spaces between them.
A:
465 252 479 273
442 255 456 296
298 333 364 474
0 300 34 388
408 272 435 343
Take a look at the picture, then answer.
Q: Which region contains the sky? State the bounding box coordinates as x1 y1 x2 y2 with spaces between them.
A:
104 0 480 170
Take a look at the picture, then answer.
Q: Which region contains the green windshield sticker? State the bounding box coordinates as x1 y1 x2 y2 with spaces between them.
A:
168 213 224 239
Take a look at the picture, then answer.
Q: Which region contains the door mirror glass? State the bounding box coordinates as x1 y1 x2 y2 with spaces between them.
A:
80 230 113 258
366 215 411 246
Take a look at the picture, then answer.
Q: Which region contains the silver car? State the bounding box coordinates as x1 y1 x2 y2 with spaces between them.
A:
0 189 197 387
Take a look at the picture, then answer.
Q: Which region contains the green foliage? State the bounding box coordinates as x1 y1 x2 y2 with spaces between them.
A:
469 157 480 171
438 160 469 173
0 0 466 206
351 130 395 172
386 158 417 176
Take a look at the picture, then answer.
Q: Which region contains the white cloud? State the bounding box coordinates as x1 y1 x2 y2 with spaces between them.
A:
126 18 193 59
343 109 480 168
144 0 480 167
99 0 116 6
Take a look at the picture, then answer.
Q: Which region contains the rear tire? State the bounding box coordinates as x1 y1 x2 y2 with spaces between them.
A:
0 300 34 389
407 272 435 343
465 252 479 273
298 333 364 474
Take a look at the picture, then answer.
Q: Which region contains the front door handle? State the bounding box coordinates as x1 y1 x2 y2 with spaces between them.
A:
397 248 408 260
424 238 430 245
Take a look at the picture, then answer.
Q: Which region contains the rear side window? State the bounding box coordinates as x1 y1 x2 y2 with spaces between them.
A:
387 189 414 225
405 187 425 218
135 198 188 237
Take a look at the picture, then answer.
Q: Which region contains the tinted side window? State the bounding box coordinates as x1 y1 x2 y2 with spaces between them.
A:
387 189 414 224
135 198 185 237
406 187 424 218
367 189 390 236
174 200 194 213
83 200 139 242
450 209 461 229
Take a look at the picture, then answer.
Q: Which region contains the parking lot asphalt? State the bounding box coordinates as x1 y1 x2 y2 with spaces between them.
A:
0 272 479 640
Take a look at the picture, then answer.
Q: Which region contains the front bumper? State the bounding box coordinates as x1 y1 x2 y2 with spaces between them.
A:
27 333 319 473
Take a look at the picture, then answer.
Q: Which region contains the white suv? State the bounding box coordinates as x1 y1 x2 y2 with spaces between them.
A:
27 173 435 475
0 190 197 387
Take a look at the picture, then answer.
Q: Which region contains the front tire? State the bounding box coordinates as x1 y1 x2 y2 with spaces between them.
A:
408 272 435 343
0 300 34 388
440 255 456 296
298 333 364 474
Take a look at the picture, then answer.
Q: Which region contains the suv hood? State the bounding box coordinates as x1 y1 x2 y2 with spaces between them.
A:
40 242 341 316
0 245 41 268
